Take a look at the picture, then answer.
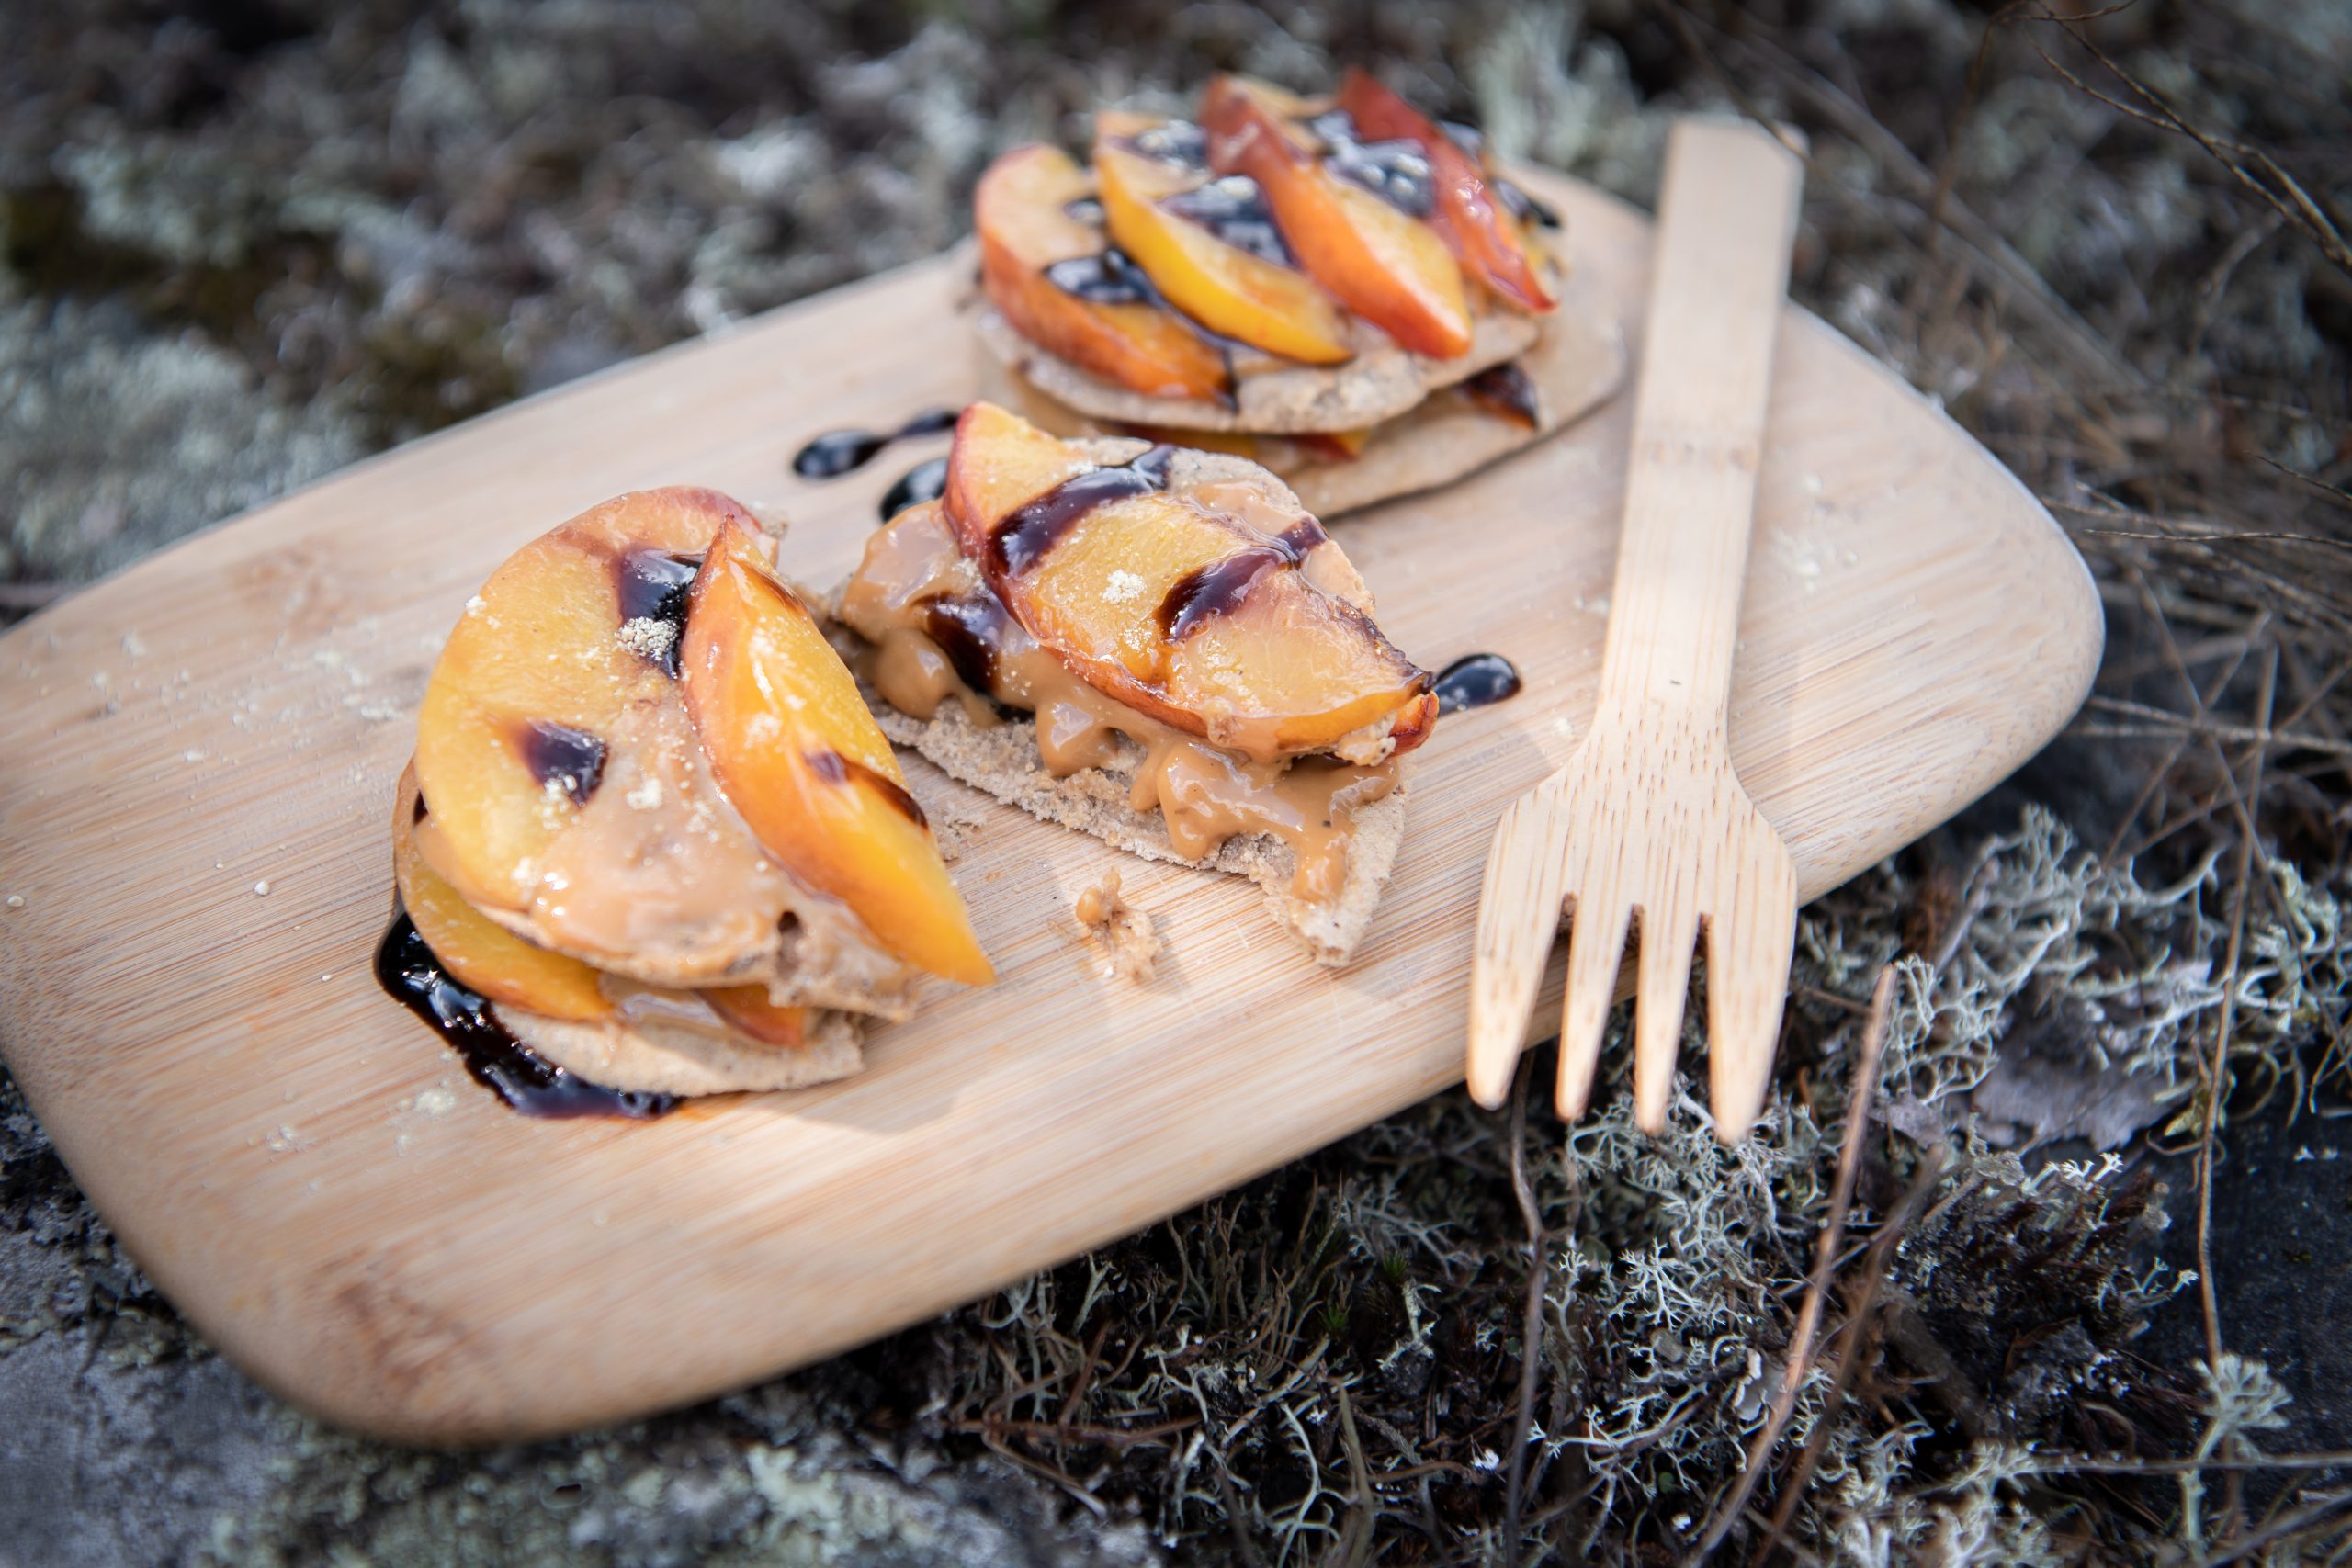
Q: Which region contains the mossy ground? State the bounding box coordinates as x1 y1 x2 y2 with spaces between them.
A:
4 2 2350 1562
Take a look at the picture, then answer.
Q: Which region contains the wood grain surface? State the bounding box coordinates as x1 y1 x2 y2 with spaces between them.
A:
0 167 2100 1442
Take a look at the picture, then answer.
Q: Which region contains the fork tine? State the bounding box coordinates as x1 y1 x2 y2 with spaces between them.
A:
1704 854 1799 1142
1555 888 1632 1121
1464 788 1571 1109
1630 891 1700 1134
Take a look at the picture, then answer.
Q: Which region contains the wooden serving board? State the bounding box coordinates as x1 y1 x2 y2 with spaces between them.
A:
0 169 2099 1443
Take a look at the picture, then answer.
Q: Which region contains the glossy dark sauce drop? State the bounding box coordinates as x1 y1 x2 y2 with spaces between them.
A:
807 749 928 827
373 913 676 1120
880 457 949 522
1462 361 1541 429
1159 176 1295 268
515 719 607 801
1432 652 1522 714
793 407 959 480
615 547 701 673
989 444 1178 577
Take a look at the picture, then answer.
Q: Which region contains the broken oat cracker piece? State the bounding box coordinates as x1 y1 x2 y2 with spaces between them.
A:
1074 870 1161 983
838 404 1431 964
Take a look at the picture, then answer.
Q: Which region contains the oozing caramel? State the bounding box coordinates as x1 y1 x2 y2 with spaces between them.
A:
841 502 1397 902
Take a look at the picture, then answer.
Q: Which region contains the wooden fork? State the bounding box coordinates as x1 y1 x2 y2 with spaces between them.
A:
1464 118 1805 1141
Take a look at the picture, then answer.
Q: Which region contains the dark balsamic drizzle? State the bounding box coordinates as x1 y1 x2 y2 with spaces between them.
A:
1044 246 1155 305
807 750 928 827
1306 109 1435 218
1159 176 1295 268
880 457 948 522
1494 178 1561 230
922 591 1020 695
989 444 1178 578
615 547 701 674
792 407 959 479
515 719 607 802
1157 514 1329 641
1042 247 1243 406
1461 362 1541 429
1127 120 1209 171
374 913 676 1120
1432 653 1522 714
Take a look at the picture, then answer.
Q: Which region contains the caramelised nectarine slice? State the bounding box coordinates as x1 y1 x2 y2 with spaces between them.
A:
976 144 1231 403
413 488 745 915
942 402 1433 762
1202 76 1473 359
1094 112 1353 367
1334 69 1556 313
680 516 994 987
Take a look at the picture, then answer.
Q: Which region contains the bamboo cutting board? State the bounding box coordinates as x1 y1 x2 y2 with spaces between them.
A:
0 169 2098 1443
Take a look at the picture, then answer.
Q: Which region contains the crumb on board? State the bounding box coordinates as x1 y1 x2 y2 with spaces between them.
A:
1074 869 1160 984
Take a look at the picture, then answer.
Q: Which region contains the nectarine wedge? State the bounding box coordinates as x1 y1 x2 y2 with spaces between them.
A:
1334 69 1556 312
1202 77 1473 359
942 402 1433 762
1094 112 1353 366
976 144 1232 402
680 517 994 987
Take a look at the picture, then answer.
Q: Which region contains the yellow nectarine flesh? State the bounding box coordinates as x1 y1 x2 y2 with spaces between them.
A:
681 517 994 987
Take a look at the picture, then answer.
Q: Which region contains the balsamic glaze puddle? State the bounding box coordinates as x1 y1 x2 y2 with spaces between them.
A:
1432 652 1522 714
880 456 949 522
374 912 676 1120
793 408 959 480
990 444 1177 577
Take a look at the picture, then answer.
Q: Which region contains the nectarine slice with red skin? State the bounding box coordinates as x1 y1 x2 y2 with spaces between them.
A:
1201 77 1474 359
1335 69 1557 313
414 488 751 915
681 517 994 987
942 402 1433 763
1094 112 1354 367
977 145 1232 403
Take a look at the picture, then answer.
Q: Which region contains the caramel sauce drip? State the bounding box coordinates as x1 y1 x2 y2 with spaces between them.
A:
841 504 1396 902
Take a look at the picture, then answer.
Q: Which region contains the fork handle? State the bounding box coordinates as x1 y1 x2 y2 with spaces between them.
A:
1591 119 1804 734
